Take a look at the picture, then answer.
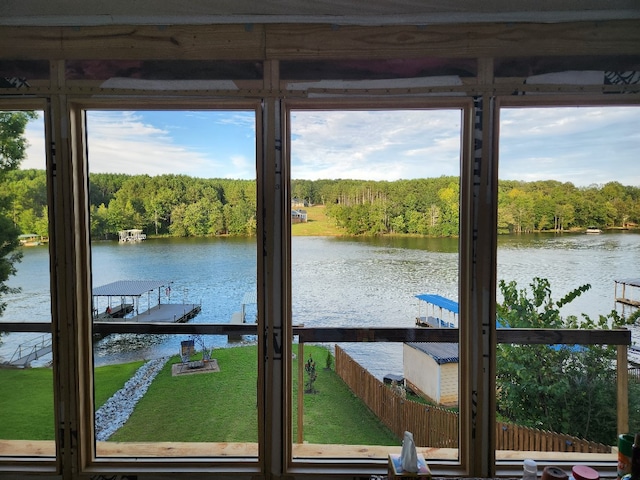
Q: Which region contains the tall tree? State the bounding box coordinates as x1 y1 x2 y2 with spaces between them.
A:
0 111 38 318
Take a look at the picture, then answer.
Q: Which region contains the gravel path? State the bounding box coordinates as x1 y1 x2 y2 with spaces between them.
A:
95 357 169 441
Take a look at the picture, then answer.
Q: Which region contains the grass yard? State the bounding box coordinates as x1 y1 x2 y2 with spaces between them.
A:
0 367 55 440
111 346 259 442
293 346 398 445
291 205 343 236
112 344 398 445
0 360 144 440
0 345 398 446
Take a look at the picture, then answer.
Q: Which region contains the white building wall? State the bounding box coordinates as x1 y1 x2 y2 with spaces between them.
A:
403 343 441 403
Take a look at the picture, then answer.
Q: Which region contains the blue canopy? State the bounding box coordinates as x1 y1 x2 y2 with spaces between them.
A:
415 294 458 314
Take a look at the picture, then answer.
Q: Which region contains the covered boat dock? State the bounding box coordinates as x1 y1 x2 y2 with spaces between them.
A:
415 294 459 328
92 280 201 324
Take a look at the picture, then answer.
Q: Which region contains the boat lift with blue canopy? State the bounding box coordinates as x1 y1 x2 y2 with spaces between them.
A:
415 294 458 328
414 293 584 352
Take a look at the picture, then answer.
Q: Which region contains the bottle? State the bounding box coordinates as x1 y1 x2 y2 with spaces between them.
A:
632 433 640 480
524 459 538 480
623 433 640 480
619 434 635 479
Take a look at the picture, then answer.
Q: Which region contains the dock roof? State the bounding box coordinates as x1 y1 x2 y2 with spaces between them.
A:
415 294 459 314
615 278 640 288
93 280 169 297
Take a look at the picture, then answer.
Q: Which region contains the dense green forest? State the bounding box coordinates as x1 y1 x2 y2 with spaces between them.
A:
5 169 640 238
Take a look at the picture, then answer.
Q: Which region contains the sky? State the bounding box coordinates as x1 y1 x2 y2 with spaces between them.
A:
21 105 640 187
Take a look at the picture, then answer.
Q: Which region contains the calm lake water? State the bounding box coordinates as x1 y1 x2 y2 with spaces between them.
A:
1 232 640 377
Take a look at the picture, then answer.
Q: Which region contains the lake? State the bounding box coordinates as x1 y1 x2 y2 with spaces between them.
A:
1 232 639 378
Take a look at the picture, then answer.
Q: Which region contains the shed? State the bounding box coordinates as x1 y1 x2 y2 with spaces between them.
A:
403 342 459 407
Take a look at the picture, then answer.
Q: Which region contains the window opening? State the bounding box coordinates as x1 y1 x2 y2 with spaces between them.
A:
289 108 462 462
0 110 55 457
496 105 640 461
83 109 260 458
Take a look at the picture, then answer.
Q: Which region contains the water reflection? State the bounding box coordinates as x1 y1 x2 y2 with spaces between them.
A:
2 232 639 376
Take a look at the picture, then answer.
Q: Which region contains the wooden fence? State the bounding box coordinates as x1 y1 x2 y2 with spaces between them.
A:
334 345 611 453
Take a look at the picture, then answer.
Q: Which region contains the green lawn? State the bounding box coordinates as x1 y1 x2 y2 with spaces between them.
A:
291 205 343 236
112 345 398 445
0 360 144 440
0 367 55 440
293 346 398 445
111 346 259 442
0 345 398 445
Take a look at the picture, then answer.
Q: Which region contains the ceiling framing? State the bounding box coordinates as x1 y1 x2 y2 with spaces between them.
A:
1 0 640 27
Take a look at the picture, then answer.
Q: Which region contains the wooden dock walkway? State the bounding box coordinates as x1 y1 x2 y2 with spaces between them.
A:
615 278 640 315
94 303 133 320
126 303 201 323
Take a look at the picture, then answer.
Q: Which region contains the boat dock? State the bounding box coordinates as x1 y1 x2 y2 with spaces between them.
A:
118 229 146 243
415 294 458 328
94 303 133 320
615 278 640 316
229 291 257 341
93 280 201 332
230 291 257 324
125 303 201 323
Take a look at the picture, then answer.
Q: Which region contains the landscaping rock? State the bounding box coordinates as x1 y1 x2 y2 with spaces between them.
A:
95 357 169 441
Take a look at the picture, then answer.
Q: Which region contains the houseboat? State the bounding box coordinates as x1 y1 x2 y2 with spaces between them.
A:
18 233 47 246
118 229 147 243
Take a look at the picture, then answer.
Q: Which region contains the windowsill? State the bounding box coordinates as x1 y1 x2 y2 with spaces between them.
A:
1 440 616 463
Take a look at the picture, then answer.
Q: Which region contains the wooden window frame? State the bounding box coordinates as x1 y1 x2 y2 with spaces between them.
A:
0 39 637 476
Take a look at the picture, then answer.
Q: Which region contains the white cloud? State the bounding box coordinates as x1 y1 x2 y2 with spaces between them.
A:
22 111 255 179
291 109 462 180
499 106 640 186
85 111 213 176
19 105 640 186
23 116 46 169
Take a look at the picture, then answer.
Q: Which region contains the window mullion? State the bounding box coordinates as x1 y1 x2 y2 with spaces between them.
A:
461 95 499 477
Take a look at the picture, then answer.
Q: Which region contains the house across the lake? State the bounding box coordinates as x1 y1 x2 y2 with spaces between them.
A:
291 209 307 223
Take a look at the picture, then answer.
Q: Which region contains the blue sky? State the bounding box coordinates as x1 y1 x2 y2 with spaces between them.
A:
22 106 640 186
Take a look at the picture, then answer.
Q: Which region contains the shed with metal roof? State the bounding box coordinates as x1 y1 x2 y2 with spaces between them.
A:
403 342 459 407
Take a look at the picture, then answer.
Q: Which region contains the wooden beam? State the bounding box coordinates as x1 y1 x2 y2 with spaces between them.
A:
3 323 630 345
1 20 639 62
266 20 640 60
0 25 265 60
618 344 629 436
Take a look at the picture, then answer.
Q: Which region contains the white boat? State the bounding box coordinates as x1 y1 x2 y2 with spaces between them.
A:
586 226 602 234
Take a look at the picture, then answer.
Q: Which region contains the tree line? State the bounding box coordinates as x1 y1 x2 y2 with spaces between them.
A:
4 170 640 238
295 177 640 235
5 171 257 238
